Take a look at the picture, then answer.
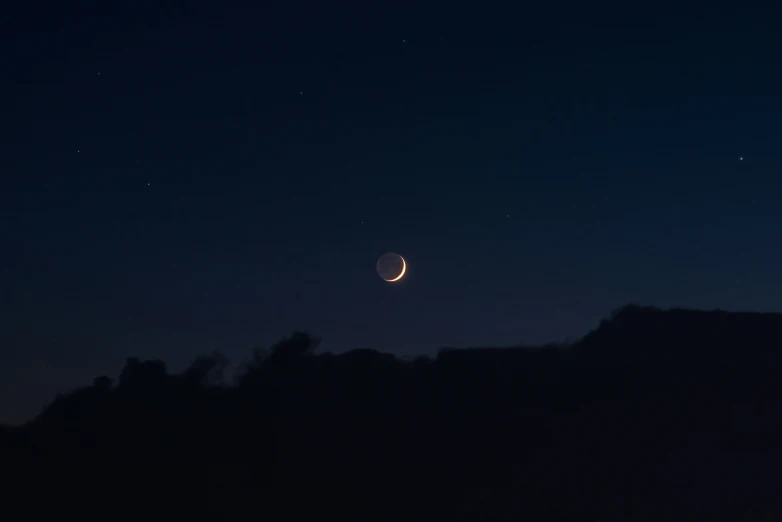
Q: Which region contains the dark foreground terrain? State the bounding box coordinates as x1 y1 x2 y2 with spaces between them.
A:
4 304 782 520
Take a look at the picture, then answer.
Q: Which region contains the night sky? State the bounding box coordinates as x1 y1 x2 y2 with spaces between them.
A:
3 3 782 423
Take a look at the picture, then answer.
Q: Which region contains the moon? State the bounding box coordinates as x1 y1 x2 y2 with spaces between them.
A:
376 252 406 282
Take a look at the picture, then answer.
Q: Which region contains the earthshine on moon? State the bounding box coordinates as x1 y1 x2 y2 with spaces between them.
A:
376 252 406 282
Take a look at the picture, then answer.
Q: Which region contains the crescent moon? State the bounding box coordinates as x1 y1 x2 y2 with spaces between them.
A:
385 256 406 282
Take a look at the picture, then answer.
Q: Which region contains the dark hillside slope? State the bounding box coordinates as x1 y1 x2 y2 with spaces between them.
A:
3 307 782 519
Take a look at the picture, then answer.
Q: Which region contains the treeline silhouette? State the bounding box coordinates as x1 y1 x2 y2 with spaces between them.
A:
4 304 782 519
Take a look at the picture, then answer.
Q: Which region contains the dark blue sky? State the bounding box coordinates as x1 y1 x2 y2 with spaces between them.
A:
3 3 782 423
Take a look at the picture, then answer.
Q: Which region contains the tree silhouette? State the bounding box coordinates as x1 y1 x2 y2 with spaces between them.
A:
6 306 782 519
264 330 320 366
185 351 229 387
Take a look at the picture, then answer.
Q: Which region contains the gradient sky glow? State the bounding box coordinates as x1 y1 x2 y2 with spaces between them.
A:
3 3 782 423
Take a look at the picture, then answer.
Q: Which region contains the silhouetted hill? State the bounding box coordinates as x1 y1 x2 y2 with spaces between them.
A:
579 303 782 362
5 307 782 519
